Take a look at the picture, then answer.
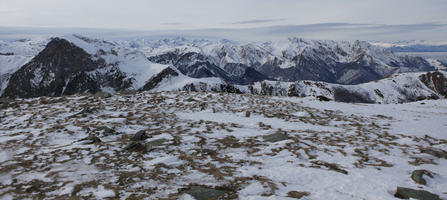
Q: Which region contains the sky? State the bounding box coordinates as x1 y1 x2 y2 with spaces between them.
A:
0 0 446 41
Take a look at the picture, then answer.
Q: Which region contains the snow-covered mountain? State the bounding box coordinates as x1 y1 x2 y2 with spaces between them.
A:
144 68 447 104
1 35 445 103
1 35 166 98
144 37 435 84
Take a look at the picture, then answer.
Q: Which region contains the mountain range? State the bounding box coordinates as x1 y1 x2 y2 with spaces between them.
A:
0 35 446 103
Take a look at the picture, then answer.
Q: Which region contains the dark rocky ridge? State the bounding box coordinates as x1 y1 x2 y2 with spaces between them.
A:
2 38 132 98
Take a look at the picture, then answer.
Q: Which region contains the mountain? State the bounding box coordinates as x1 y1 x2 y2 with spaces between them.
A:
0 38 47 95
144 68 447 104
1 35 167 98
1 35 445 103
144 38 435 84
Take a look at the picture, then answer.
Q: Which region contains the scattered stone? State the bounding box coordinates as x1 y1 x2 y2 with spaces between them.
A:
93 91 112 98
185 97 197 102
95 126 120 136
132 130 148 141
394 187 440 200
411 170 434 185
70 107 99 118
263 132 288 143
310 160 348 174
125 141 148 152
421 148 447 159
245 111 251 118
80 134 101 144
287 191 310 199
200 149 217 156
183 186 226 200
147 139 168 147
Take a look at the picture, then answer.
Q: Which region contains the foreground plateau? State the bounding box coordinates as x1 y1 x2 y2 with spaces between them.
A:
0 91 446 199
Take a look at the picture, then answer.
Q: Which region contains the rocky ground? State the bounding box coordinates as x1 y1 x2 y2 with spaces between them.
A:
0 91 446 199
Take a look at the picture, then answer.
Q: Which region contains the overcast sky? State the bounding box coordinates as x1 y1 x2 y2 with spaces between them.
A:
0 0 446 41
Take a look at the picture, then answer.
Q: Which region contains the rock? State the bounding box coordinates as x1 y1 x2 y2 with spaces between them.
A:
421 148 447 159
80 134 101 144
263 132 288 143
245 111 251 118
118 90 137 95
95 126 119 136
147 139 168 147
132 130 148 141
125 141 148 152
394 187 440 200
93 91 112 98
411 170 434 185
185 97 197 102
0 98 12 109
316 96 331 102
200 149 217 156
287 191 310 199
70 107 99 118
140 67 179 91
183 186 226 200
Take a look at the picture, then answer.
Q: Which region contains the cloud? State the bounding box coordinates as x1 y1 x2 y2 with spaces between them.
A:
231 18 286 25
1 23 446 42
160 22 184 26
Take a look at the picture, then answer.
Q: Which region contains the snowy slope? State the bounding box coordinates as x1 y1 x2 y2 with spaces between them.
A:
0 38 47 94
1 91 446 199
66 35 168 89
147 70 447 104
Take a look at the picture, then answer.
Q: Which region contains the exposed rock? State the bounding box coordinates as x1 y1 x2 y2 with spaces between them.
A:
2 38 104 98
147 139 169 147
333 87 374 103
80 134 101 144
287 191 310 199
132 130 148 141
93 91 112 98
140 67 179 91
182 186 226 200
1 37 132 99
311 160 349 175
0 98 12 109
200 149 217 156
421 148 447 159
118 90 138 95
411 170 434 185
95 126 119 136
420 71 447 97
263 132 288 143
394 187 440 200
316 95 331 102
70 107 99 118
125 141 148 152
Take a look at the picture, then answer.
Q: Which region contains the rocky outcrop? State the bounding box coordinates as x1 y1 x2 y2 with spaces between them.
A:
394 187 440 200
420 71 447 97
140 67 179 91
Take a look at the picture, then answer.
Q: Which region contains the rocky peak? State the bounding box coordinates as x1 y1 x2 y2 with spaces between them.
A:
2 38 105 98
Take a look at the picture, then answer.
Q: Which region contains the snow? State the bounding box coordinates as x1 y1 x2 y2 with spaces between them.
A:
0 91 446 199
94 185 115 199
296 97 447 139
